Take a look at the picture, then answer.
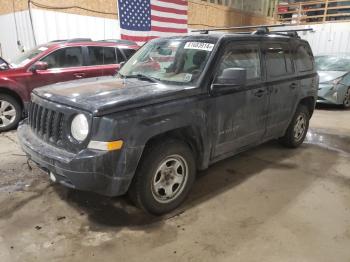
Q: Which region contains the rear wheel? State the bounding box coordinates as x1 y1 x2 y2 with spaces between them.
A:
0 94 21 132
128 139 196 215
279 105 310 148
343 88 350 108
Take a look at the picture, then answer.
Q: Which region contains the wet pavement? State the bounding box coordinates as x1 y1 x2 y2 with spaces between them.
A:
0 108 350 262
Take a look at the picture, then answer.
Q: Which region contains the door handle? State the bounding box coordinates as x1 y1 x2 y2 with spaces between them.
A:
254 89 266 97
290 83 298 89
74 73 85 78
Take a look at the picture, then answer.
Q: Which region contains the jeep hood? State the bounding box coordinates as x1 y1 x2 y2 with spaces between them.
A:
33 76 198 116
318 71 348 83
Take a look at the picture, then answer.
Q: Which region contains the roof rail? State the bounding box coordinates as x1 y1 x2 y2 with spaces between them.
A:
268 28 314 38
191 24 285 34
49 38 93 43
66 38 92 43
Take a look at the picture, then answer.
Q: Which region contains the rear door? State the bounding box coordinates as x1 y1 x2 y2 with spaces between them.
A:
263 41 299 139
28 46 86 90
212 41 269 158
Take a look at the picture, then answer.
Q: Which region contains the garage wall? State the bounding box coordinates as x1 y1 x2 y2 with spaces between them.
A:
0 9 120 61
0 10 36 60
274 22 350 55
300 23 350 55
31 9 120 46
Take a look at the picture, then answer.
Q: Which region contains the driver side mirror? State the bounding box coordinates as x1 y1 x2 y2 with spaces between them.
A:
0 63 9 71
214 68 247 86
30 61 48 72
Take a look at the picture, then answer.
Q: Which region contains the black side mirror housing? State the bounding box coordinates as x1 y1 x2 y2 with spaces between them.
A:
215 68 247 86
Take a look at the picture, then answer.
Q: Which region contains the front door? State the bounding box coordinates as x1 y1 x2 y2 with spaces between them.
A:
27 46 87 91
212 42 269 158
263 41 299 139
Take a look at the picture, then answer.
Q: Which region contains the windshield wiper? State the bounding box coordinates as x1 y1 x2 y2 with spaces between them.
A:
126 74 160 83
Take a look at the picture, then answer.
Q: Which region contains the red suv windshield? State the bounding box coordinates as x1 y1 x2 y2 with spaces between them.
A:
10 46 49 68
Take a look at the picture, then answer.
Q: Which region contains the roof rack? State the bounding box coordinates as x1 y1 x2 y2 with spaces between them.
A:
49 38 92 43
191 24 285 34
191 24 314 38
269 28 314 38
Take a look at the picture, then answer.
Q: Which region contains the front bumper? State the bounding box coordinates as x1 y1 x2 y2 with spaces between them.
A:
317 83 347 105
17 122 133 196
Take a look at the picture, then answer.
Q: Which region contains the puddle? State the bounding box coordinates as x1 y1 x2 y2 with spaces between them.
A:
0 180 32 193
305 129 350 155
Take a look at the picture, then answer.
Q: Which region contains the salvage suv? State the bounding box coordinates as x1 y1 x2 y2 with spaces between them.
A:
0 39 138 131
18 28 318 215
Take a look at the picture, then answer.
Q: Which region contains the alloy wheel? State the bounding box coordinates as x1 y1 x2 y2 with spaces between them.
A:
0 99 17 128
294 114 306 142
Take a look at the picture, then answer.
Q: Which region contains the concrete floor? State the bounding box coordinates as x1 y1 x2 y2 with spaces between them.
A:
0 105 350 262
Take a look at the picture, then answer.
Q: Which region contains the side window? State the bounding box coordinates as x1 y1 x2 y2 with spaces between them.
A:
265 43 293 78
218 44 261 80
116 49 125 63
41 47 83 69
296 45 314 72
121 48 136 60
88 47 117 65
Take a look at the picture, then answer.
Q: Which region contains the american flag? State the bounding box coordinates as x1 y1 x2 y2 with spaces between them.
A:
117 0 188 45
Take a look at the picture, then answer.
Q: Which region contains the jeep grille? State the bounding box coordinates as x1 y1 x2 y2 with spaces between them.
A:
28 102 65 143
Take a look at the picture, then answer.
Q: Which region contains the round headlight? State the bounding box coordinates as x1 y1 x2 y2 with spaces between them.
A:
71 114 89 142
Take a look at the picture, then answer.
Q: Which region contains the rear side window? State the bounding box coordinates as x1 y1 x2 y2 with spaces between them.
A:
296 45 314 72
116 49 125 63
121 48 136 60
265 43 293 78
88 47 117 65
41 47 83 69
218 44 261 80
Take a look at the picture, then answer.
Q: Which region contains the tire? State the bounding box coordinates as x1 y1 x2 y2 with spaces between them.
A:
279 105 310 148
128 139 196 215
0 94 21 132
343 88 350 108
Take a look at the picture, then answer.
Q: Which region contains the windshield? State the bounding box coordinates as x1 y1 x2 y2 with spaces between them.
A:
118 38 217 85
10 46 49 68
315 55 350 72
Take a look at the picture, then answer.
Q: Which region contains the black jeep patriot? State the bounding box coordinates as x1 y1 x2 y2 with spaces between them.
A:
18 31 318 214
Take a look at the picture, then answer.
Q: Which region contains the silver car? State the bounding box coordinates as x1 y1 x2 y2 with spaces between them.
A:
316 55 350 108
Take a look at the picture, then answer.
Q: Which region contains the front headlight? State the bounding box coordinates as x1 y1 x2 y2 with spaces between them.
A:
71 114 89 142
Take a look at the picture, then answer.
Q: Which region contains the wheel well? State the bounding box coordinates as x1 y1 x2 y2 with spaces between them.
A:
0 87 23 110
143 127 204 169
299 97 315 117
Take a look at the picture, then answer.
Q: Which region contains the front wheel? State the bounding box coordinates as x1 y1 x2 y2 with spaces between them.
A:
128 139 196 215
0 94 21 132
279 105 310 148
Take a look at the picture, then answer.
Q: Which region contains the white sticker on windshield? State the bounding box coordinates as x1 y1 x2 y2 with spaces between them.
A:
38 47 48 51
184 42 214 52
184 74 192 82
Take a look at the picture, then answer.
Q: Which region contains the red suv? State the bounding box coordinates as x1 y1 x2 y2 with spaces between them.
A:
0 38 138 131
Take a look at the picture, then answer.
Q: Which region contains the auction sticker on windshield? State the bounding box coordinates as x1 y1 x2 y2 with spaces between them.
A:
184 42 214 52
